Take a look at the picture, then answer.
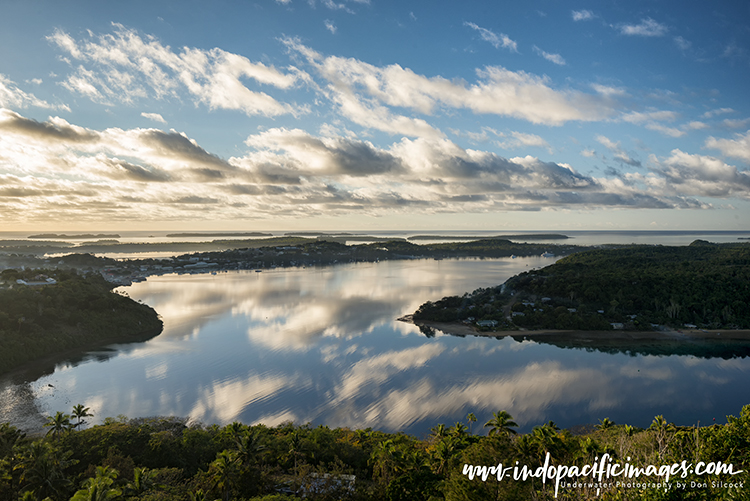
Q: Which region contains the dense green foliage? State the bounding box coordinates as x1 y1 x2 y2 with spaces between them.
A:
414 243 750 331
2 405 749 500
0 269 162 374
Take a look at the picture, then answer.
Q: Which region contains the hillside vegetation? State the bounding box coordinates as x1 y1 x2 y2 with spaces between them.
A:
414 242 750 331
0 269 163 374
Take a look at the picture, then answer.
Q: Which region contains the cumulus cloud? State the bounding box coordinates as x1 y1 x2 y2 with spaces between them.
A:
533 46 566 65
705 131 750 162
47 24 306 117
464 22 518 52
0 108 729 226
649 149 750 198
619 18 668 37
324 20 337 34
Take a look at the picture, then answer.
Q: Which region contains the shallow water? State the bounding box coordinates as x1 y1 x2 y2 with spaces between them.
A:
2 256 750 435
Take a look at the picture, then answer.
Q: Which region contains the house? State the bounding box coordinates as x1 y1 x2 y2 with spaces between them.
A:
610 322 624 330
16 277 56 287
477 319 499 327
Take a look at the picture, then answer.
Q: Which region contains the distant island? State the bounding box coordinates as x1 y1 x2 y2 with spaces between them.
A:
0 269 162 375
165 232 272 237
408 233 569 240
411 240 750 333
28 233 121 239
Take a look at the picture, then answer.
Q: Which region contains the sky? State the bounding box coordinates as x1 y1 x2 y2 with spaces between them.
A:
1 0 749 232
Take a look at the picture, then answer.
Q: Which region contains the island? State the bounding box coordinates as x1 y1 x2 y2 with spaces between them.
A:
0 269 163 375
410 241 750 339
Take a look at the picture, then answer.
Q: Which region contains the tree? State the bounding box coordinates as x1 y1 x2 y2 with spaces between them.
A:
17 441 74 501
484 411 518 437
43 412 72 442
71 405 93 430
69 466 121 501
466 413 477 435
596 417 615 431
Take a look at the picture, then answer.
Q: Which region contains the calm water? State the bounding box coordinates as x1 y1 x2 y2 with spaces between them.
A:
2 253 750 436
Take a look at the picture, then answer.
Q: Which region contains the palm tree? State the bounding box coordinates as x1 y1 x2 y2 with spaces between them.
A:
466 413 477 435
44 412 72 441
17 441 74 501
209 451 240 501
71 404 94 430
430 423 447 441
484 410 518 437
70 466 121 501
596 417 615 431
449 422 468 438
124 467 160 497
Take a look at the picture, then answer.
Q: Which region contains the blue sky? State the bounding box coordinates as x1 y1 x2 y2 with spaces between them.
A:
1 0 749 231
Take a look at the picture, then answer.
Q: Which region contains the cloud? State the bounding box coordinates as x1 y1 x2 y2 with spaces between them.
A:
495 131 552 153
0 108 99 143
533 46 566 65
722 118 750 129
649 149 750 197
284 38 617 129
596 134 641 166
0 74 69 111
48 24 306 117
619 18 668 37
0 108 732 226
464 22 518 52
572 10 594 21
141 112 166 123
705 131 750 162
702 108 734 119
674 36 692 50
324 20 337 34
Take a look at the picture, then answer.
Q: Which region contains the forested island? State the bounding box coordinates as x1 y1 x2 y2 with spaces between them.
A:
1 404 748 500
0 269 163 375
412 241 750 333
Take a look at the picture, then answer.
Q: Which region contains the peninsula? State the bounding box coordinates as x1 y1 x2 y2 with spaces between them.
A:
0 269 163 375
411 240 750 336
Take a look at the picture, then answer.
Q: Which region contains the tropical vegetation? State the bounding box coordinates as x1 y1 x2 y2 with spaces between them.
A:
413 242 750 331
1 404 749 500
0 269 163 375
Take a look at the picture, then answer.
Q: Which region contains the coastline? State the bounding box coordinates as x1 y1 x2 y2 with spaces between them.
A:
399 315 750 341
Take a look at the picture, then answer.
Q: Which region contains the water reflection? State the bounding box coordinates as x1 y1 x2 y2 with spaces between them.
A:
1 257 749 435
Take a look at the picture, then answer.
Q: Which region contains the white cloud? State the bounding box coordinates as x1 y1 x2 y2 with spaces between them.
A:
324 19 337 34
683 121 708 131
533 46 566 65
591 84 627 97
141 112 167 123
581 149 596 158
702 108 734 119
722 118 750 129
284 38 616 129
705 131 750 162
572 10 594 21
495 131 552 153
596 134 641 166
674 36 692 50
0 74 69 111
649 149 750 197
464 22 518 52
0 107 722 226
620 18 668 37
48 25 306 117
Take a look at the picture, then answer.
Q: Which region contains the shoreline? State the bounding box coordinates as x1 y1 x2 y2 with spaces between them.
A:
399 316 750 341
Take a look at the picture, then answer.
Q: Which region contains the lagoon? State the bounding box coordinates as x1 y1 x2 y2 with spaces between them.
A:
2 254 750 436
